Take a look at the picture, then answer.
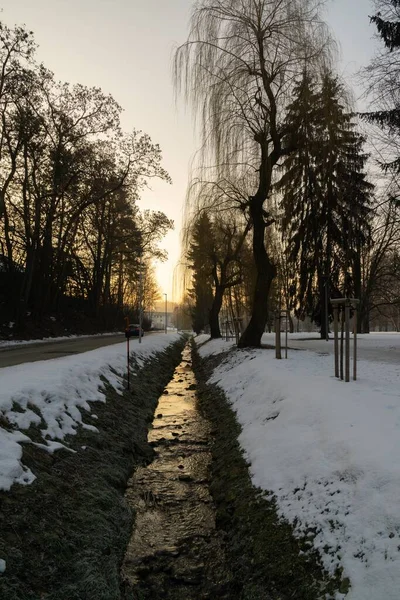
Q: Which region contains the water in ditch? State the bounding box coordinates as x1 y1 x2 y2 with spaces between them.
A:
121 344 233 599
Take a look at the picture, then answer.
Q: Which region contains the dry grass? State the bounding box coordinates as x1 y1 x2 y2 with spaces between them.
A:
0 338 186 600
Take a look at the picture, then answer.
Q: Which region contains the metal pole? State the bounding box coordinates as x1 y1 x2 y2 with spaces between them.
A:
345 301 350 382
164 293 167 333
353 307 357 381
126 335 130 391
333 306 339 378
275 314 281 359
285 310 288 359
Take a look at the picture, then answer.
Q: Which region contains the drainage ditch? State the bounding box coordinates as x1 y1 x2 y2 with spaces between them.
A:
121 344 233 599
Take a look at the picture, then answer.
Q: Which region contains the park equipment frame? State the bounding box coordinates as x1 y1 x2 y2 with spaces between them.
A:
331 298 359 382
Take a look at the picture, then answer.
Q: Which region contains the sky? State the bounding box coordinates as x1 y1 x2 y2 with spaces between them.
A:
0 0 379 300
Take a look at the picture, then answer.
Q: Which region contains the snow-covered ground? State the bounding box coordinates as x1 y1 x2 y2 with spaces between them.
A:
198 333 400 600
266 331 400 365
0 333 179 492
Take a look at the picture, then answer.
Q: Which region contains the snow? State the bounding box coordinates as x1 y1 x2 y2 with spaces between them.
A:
198 332 400 600
0 333 179 492
193 333 210 346
263 331 400 365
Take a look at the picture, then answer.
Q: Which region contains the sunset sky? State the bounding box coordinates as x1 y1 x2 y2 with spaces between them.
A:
0 0 379 301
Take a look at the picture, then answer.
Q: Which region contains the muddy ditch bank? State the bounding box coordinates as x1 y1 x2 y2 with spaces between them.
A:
121 344 233 600
192 343 343 600
0 338 186 600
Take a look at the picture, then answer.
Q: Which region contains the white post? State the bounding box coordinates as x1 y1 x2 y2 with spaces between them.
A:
164 293 167 334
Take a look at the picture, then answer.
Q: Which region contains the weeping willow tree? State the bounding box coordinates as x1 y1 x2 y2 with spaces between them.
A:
174 0 333 347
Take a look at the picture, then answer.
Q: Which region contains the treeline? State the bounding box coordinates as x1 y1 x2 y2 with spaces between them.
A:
0 22 172 335
176 0 400 343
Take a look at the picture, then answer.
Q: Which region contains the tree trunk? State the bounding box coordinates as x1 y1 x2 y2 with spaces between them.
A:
209 285 223 338
359 304 370 333
17 246 37 326
117 251 124 309
238 200 276 347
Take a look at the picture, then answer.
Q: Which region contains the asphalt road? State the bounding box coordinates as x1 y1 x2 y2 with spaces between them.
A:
0 334 131 369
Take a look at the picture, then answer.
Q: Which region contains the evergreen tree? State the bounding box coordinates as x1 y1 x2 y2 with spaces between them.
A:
361 0 400 173
277 72 321 326
187 213 214 334
371 0 400 50
279 72 373 337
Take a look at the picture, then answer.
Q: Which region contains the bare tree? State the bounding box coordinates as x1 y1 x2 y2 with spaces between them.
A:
360 197 400 331
175 0 332 347
0 19 172 334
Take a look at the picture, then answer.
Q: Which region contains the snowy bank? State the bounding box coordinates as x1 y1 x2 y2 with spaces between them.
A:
198 333 400 600
0 333 179 492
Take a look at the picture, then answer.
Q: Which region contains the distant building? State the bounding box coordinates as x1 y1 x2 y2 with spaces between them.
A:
150 311 174 330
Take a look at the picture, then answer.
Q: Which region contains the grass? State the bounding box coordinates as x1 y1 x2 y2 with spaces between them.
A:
192 342 343 600
0 337 186 600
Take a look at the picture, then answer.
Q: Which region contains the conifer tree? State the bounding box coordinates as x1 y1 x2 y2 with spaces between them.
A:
279 72 373 337
187 213 214 334
361 0 400 173
277 72 321 326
